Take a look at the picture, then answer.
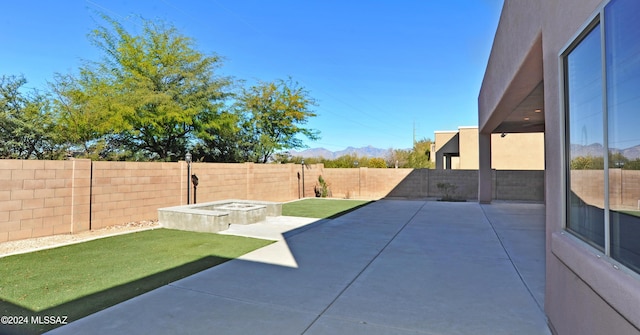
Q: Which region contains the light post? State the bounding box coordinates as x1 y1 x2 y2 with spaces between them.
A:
301 159 305 198
297 172 301 199
185 152 192 204
354 161 360 198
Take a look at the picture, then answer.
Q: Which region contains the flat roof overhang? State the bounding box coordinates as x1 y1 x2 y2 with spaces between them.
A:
494 82 544 134
479 33 545 135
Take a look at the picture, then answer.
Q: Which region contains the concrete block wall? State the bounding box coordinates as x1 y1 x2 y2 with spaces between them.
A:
494 170 545 201
571 169 640 210
620 170 640 208
0 159 91 243
321 168 415 199
248 163 303 201
90 161 182 229
429 169 479 199
386 169 428 198
386 169 480 200
363 168 415 199
188 163 249 202
321 168 360 198
194 162 315 202
298 163 324 199
0 158 546 242
386 169 543 201
570 170 606 208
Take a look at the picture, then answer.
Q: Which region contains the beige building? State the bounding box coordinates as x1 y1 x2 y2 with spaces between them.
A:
432 126 544 170
479 0 640 334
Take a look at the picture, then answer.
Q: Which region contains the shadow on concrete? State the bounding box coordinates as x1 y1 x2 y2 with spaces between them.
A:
383 169 545 202
0 256 231 335
1 202 377 335
42 200 551 335
325 201 374 220
384 169 478 201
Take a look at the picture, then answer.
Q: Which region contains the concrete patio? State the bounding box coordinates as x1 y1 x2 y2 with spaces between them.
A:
47 200 550 335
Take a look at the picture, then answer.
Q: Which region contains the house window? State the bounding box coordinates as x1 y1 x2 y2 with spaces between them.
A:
565 0 640 273
566 22 605 250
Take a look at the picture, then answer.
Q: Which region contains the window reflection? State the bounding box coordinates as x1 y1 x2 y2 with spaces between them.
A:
606 0 640 272
566 23 605 249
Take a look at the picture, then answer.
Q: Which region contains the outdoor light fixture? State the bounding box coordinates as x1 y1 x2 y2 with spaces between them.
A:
186 152 192 204
191 174 199 204
501 132 507 138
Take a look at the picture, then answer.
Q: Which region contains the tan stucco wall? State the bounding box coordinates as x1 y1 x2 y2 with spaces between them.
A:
480 0 640 334
491 133 544 170
433 131 460 169
478 0 542 134
458 127 479 169
434 127 544 170
433 131 457 154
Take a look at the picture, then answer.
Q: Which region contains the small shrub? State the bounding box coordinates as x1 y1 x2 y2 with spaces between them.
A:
437 182 459 201
315 175 331 197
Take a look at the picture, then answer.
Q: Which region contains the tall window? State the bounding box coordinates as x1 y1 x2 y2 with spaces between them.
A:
565 0 640 273
566 23 605 249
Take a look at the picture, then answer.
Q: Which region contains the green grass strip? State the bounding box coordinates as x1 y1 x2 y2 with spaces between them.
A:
0 229 271 334
282 198 372 219
616 210 640 217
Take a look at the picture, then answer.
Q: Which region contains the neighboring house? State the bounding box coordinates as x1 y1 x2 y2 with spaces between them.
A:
479 0 640 334
432 126 544 170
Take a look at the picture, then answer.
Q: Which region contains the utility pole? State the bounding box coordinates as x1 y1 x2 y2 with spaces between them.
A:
413 121 417 147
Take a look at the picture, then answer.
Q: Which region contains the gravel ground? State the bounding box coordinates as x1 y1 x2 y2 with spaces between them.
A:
0 220 160 258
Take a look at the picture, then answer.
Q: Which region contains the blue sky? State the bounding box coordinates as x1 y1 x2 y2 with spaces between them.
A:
1 0 503 151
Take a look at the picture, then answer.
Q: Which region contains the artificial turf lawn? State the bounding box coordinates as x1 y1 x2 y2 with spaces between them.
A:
0 228 271 334
282 198 372 219
617 210 640 217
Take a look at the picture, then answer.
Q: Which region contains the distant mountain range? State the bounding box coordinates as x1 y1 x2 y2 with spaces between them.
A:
288 146 389 159
570 143 640 160
290 143 640 160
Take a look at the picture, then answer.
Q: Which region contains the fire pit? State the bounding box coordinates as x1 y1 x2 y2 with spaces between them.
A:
158 200 282 233
201 202 267 225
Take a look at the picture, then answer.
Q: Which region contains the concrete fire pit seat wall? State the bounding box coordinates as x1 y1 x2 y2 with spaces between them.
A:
158 200 283 233
158 206 230 233
215 199 282 217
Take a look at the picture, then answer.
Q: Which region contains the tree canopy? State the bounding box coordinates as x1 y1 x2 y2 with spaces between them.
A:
52 14 230 161
0 75 64 159
6 14 324 162
570 152 640 170
276 139 435 169
234 79 319 163
386 138 433 168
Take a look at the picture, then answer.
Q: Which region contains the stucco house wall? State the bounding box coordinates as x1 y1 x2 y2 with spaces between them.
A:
433 131 460 169
458 127 479 169
479 0 640 334
491 132 544 170
433 127 544 170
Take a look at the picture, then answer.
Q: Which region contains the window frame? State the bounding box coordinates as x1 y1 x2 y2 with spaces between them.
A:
561 13 608 252
561 0 640 271
561 1 615 257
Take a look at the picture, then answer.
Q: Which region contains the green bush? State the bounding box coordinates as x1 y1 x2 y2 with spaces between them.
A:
315 175 330 197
